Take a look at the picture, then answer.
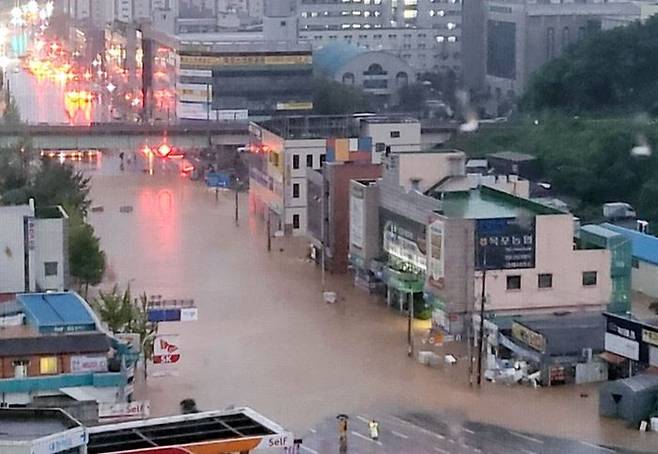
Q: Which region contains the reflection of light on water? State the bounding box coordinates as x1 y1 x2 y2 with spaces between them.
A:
148 152 154 175
158 190 172 215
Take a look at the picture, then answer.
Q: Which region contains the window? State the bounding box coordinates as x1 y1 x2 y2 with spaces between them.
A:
390 131 400 138
538 273 553 289
293 154 300 169
320 154 326 166
293 183 300 199
44 261 58 276
632 259 640 269
375 142 386 152
293 214 300 229
506 275 521 290
582 271 597 286
306 154 314 168
40 356 58 375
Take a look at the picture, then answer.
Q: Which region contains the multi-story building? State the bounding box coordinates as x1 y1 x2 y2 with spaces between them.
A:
483 0 642 97
297 0 462 72
0 292 134 408
0 203 69 299
349 149 612 334
177 40 313 119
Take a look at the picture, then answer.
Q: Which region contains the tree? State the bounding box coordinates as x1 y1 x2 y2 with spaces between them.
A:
3 96 21 125
312 78 370 115
94 285 134 333
31 160 91 217
69 221 106 297
397 83 426 112
127 292 158 364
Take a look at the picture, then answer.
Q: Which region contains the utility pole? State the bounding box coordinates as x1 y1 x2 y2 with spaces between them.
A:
266 212 272 252
206 83 211 148
476 250 487 386
407 291 414 357
320 168 327 291
234 179 240 226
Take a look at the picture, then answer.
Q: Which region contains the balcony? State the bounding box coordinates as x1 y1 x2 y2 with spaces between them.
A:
0 372 125 394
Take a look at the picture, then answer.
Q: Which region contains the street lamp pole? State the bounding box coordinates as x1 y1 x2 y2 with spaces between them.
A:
476 250 487 386
407 291 414 357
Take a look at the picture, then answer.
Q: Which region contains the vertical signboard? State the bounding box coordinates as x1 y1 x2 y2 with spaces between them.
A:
475 217 535 270
428 219 445 288
350 189 365 248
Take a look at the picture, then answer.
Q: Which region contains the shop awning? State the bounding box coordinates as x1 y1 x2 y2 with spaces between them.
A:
599 351 627 365
60 386 120 403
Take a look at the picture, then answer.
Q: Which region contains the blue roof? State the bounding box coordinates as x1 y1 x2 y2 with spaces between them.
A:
600 223 658 266
17 292 97 333
313 42 367 77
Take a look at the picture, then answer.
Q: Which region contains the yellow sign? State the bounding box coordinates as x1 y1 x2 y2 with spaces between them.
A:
180 54 312 68
512 322 546 353
276 102 314 111
642 329 658 347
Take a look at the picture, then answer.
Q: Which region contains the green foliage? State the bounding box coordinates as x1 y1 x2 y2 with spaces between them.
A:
3 96 21 125
447 115 658 225
312 77 370 115
31 159 91 217
94 285 134 333
69 220 106 295
397 83 426 112
522 16 658 113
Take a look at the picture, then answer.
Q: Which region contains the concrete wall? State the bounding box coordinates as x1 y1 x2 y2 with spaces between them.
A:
632 261 658 299
397 151 466 192
362 120 421 164
34 215 68 292
481 214 611 315
0 206 33 295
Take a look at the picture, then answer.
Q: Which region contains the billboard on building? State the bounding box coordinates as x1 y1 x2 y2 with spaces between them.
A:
350 189 365 249
475 217 535 270
381 209 427 272
428 220 445 288
70 355 108 373
177 83 211 103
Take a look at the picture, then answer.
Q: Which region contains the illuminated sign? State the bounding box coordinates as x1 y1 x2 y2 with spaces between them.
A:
383 220 427 271
428 219 445 287
275 101 314 111
180 54 312 68
350 190 365 249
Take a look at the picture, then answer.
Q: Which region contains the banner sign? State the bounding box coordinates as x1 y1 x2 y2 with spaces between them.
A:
475 217 535 270
350 190 365 248
428 220 445 287
382 216 427 272
99 401 151 421
153 334 181 364
70 355 108 373
512 321 546 353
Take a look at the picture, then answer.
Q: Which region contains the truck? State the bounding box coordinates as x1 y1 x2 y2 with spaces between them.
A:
603 202 636 220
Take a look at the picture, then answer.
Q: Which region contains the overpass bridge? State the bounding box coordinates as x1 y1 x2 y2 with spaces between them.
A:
0 122 249 150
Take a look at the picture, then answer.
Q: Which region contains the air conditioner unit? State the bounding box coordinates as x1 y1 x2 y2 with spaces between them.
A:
582 348 593 362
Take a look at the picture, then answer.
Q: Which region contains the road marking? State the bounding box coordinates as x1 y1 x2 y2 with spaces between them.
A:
509 430 543 444
351 431 383 446
463 427 475 434
434 448 450 454
308 428 317 434
391 430 409 439
357 415 371 424
300 446 320 454
580 441 616 452
388 415 446 440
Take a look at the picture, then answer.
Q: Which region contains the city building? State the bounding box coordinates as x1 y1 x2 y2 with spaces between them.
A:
349 150 613 335
483 0 642 97
141 26 178 123
0 292 133 408
0 203 69 299
306 155 382 273
297 0 462 72
177 40 313 119
314 43 417 108
0 408 87 454
598 223 658 300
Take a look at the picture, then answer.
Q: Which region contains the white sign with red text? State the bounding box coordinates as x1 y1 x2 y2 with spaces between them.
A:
153 334 181 364
99 401 151 421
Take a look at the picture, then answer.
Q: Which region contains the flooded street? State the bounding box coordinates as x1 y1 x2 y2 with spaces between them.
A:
84 153 656 452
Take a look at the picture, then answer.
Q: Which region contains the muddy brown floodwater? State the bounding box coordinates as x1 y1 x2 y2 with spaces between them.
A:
85 156 656 452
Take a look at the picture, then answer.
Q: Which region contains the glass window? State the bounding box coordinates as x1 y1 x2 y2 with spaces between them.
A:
632 258 639 269
293 183 300 198
44 261 58 276
538 273 553 289
40 356 58 375
293 214 300 229
507 275 521 290
306 154 314 168
320 154 326 166
293 154 300 169
390 131 401 138
582 271 597 286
